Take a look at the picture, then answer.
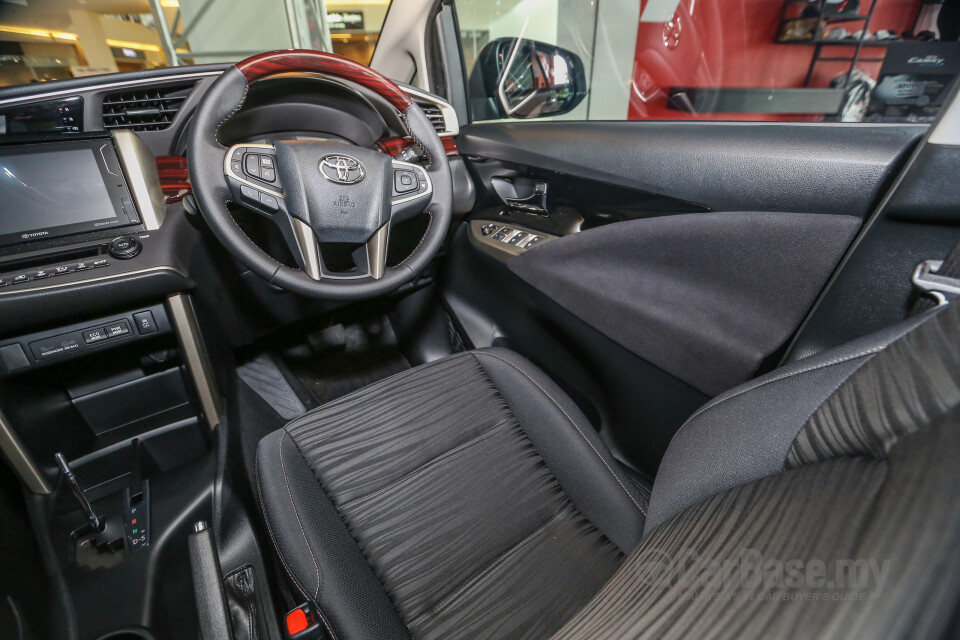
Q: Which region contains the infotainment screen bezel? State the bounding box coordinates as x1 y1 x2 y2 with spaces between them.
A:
0 138 140 249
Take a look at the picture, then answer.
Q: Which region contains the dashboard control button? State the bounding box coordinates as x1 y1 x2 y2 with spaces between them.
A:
259 192 279 212
108 235 141 260
133 311 158 335
0 344 29 371
33 270 50 279
260 168 276 183
92 258 110 268
244 154 261 179
121 195 140 225
0 278 8 287
83 327 108 344
53 265 71 276
105 321 130 338
75 261 91 271
12 274 29 284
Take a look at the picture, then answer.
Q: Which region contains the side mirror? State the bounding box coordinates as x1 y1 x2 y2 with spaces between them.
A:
468 37 587 120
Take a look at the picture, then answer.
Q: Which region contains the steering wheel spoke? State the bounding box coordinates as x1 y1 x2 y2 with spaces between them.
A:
286 218 388 281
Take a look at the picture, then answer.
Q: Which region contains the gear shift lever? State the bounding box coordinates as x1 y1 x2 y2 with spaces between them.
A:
55 452 103 532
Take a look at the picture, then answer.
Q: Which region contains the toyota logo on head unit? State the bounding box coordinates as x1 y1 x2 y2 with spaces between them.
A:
319 155 365 184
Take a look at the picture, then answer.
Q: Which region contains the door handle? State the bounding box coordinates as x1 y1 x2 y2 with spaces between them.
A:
504 181 549 215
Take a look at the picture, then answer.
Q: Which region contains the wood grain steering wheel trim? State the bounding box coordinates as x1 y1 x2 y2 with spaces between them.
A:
235 49 414 112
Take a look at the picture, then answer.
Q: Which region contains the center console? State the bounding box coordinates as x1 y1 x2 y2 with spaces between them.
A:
0 127 220 639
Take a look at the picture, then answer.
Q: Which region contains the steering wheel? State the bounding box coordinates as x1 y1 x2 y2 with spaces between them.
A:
187 50 452 300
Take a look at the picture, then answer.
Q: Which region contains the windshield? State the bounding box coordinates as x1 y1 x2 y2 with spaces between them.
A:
0 0 390 88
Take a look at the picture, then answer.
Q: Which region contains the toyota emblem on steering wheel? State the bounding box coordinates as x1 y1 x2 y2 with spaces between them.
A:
319 155 365 184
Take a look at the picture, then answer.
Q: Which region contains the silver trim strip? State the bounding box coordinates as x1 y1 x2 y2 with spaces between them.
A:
366 224 389 280
291 218 322 280
0 266 187 297
0 409 52 494
113 130 168 230
167 294 222 430
0 71 220 108
404 86 459 137
224 143 285 198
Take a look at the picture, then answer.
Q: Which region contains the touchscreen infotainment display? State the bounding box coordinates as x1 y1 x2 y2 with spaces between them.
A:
0 139 138 248
0 149 116 236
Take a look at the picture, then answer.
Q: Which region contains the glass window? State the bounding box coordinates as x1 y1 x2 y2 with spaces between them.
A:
457 0 960 123
0 0 391 88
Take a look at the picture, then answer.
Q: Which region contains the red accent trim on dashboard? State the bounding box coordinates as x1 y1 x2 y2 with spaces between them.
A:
376 136 459 157
156 155 190 203
235 50 414 112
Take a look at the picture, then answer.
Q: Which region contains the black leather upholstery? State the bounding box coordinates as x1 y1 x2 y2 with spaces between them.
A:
256 348 643 639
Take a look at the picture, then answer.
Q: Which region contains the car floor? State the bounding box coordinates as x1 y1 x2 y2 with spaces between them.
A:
229 315 417 481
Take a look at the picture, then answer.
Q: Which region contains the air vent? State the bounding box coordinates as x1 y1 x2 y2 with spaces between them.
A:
101 83 194 131
416 101 448 135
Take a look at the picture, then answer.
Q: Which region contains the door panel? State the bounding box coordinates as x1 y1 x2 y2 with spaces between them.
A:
459 122 924 218
507 211 860 397
443 121 925 477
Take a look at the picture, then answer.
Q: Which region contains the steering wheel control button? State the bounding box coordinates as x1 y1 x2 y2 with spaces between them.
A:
108 235 141 260
240 184 260 203
261 167 276 183
244 154 261 179
260 155 274 169
259 192 279 212
394 170 418 194
133 311 158 335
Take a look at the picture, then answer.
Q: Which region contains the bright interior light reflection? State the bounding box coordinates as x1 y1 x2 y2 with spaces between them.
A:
553 54 569 85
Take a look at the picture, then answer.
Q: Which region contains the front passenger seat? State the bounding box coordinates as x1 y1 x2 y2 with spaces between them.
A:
257 303 960 639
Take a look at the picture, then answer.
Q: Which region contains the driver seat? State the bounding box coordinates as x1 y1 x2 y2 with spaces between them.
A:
256 304 960 639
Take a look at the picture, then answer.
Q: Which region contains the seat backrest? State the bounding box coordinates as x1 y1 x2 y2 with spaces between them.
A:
551 302 960 639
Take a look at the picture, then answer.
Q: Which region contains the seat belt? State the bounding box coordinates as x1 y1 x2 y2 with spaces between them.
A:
910 238 960 314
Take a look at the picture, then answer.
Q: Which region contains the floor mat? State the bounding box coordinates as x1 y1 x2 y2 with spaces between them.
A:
236 354 306 420
281 317 411 405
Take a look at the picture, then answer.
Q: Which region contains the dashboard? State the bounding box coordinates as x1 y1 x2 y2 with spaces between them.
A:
0 63 466 347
